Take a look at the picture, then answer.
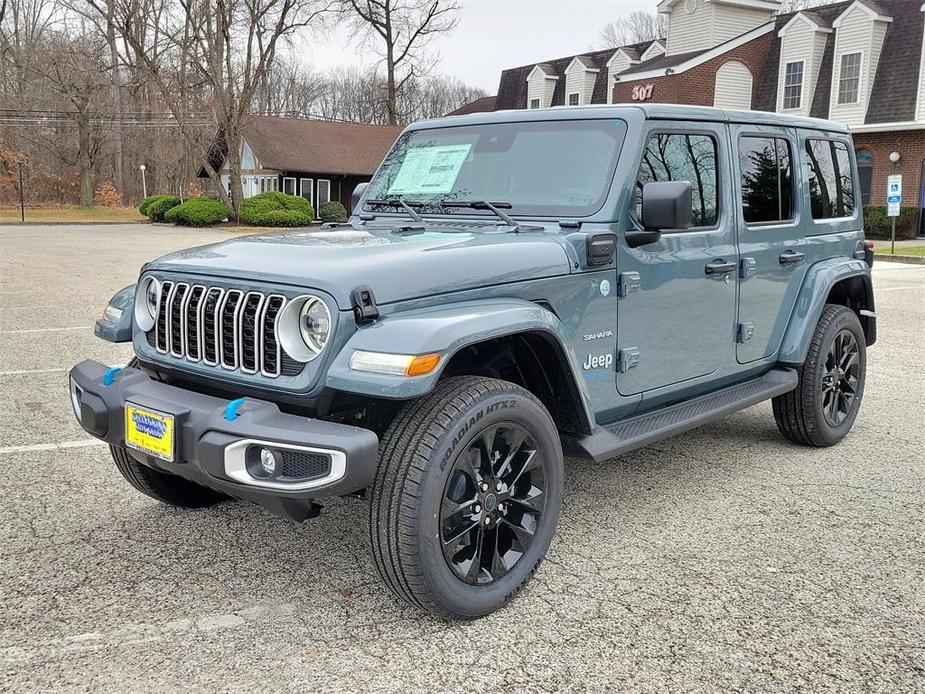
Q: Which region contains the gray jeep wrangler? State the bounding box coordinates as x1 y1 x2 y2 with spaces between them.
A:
70 105 876 619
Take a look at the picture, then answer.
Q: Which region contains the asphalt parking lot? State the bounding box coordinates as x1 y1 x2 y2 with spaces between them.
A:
1 223 923 692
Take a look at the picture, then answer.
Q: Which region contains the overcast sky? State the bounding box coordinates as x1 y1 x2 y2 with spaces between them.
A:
300 0 658 93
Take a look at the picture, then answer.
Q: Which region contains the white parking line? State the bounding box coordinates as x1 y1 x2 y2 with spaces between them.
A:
0 326 89 334
0 368 68 376
0 439 105 455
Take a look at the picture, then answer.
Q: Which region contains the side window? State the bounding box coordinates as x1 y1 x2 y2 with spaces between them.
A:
739 136 793 224
805 139 855 219
635 133 719 227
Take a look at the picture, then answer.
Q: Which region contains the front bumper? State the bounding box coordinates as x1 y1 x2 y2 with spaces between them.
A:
69 360 379 519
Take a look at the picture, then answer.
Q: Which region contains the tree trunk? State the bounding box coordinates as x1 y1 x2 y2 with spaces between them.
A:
384 7 397 125
77 109 94 207
225 128 244 219
106 5 124 194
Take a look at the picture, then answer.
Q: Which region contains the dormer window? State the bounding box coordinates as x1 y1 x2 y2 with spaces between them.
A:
783 61 804 110
564 56 599 107
526 64 558 109
837 52 862 104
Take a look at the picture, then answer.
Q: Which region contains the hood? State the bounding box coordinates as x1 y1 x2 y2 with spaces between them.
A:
145 226 573 309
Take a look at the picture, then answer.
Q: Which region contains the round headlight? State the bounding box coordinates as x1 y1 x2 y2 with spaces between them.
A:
134 277 161 332
277 295 333 363
300 297 331 353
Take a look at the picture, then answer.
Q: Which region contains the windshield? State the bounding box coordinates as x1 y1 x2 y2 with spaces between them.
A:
364 119 627 218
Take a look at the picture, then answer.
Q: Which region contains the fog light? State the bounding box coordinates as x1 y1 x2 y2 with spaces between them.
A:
69 377 83 422
259 448 277 475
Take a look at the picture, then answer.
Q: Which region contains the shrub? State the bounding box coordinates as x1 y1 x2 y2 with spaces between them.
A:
863 205 919 240
139 194 163 215
240 190 313 226
94 181 123 207
318 200 348 224
141 195 182 221
164 197 230 227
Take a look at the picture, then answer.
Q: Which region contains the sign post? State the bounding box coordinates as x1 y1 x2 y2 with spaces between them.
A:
17 161 25 223
887 174 903 255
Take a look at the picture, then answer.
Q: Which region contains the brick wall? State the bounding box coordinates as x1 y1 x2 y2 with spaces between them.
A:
611 33 775 108
853 131 925 239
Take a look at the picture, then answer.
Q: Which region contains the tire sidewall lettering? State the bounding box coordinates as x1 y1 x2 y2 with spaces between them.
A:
438 398 518 473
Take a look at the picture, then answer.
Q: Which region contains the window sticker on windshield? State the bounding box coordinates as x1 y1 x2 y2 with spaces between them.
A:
387 144 471 195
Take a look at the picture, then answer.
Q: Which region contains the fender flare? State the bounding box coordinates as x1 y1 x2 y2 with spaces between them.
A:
325 297 593 413
94 285 135 343
778 258 873 365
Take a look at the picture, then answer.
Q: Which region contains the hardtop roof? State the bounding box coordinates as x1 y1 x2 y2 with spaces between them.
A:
415 103 851 134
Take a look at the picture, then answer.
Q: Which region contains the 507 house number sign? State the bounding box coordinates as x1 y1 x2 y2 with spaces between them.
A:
631 84 655 101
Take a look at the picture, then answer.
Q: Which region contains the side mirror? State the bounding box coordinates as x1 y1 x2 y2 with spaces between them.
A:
626 181 694 248
351 182 369 213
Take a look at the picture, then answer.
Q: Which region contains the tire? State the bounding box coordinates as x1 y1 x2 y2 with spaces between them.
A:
111 445 227 507
773 304 867 447
369 376 563 620
111 357 226 508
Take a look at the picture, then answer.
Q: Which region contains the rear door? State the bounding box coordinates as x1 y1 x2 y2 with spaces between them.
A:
731 125 808 363
616 121 738 396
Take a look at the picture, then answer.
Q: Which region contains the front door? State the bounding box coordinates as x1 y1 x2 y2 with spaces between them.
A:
616 122 738 396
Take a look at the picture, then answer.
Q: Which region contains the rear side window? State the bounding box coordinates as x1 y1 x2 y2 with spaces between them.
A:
636 134 718 227
739 136 793 224
805 139 855 219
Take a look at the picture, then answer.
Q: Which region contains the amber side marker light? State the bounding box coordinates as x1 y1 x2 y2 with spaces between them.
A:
406 353 441 376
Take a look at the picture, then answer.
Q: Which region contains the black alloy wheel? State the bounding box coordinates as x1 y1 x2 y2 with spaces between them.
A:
440 423 545 585
821 329 861 427
773 304 867 447
369 376 563 619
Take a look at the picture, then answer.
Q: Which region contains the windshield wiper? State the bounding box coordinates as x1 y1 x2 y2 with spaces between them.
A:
441 200 520 229
365 198 424 223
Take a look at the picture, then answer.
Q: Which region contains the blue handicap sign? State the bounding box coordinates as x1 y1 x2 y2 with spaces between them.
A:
887 194 902 203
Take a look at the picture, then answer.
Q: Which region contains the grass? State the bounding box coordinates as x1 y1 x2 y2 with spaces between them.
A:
0 206 145 224
876 246 925 257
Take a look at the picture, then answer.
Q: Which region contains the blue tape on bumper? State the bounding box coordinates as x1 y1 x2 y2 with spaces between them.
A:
224 398 246 421
102 367 123 387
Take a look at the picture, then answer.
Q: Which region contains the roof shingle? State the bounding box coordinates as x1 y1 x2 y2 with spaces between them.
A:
232 117 402 176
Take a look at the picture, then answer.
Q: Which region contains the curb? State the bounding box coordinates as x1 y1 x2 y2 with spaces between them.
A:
875 254 925 265
0 221 146 226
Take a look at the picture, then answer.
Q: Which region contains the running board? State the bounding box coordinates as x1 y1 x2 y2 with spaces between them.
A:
566 368 798 462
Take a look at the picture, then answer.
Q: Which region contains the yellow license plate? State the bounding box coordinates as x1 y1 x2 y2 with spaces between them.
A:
124 402 175 462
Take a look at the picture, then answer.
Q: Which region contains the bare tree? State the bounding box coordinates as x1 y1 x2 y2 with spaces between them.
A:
1 0 481 207
598 10 665 49
1 0 62 97
341 0 459 125
28 30 110 205
62 0 128 193
117 0 332 215
778 0 830 11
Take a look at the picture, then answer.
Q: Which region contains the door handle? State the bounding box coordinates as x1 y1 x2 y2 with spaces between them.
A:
779 250 806 265
705 259 737 275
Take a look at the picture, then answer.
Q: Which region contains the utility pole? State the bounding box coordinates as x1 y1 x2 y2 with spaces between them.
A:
17 161 25 222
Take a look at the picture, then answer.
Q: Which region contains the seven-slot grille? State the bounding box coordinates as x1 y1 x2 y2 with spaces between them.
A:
153 280 288 377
